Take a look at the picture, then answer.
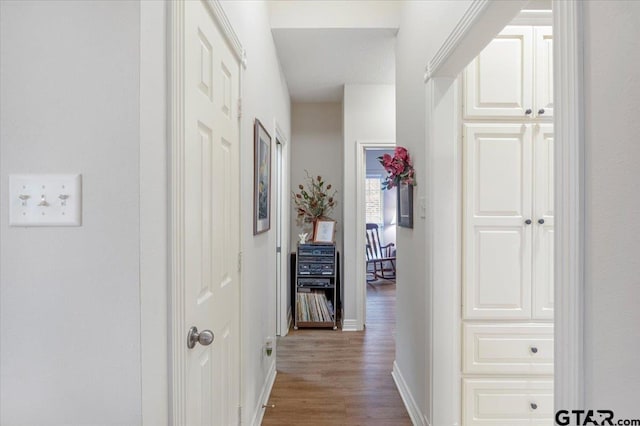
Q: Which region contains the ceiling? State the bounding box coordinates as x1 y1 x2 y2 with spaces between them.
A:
271 28 397 103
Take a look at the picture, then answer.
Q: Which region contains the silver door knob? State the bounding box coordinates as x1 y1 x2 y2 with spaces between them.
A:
187 326 214 349
525 219 532 225
538 108 545 115
530 402 538 410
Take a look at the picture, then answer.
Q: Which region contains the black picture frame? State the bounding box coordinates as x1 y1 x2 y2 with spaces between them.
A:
397 183 413 228
253 119 271 235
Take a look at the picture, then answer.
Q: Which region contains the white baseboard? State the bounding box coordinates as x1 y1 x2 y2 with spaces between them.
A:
249 361 277 426
341 318 360 331
392 361 430 426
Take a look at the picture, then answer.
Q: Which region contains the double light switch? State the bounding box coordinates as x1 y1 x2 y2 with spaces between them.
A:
10 174 82 226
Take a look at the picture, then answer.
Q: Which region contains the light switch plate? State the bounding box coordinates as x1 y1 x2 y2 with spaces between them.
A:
10 174 82 227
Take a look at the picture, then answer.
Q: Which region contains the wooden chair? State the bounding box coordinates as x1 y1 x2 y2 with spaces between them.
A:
365 223 396 282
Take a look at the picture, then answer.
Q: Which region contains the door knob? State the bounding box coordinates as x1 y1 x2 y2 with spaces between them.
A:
530 346 539 354
525 219 532 225
525 108 532 115
530 402 538 410
538 219 545 224
538 108 545 115
187 326 215 349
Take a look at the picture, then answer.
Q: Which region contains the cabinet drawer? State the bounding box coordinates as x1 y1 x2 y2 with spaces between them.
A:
463 323 553 375
463 378 553 425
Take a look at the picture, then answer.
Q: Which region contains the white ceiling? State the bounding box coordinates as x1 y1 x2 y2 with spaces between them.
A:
272 28 397 103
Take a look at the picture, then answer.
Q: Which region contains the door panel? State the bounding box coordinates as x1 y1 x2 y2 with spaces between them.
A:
184 1 240 424
533 124 554 319
534 27 553 118
464 124 532 319
464 26 533 118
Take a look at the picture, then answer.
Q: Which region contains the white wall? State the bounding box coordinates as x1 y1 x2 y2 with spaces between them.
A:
394 1 471 422
0 1 142 424
343 84 395 328
219 2 291 424
583 1 640 414
290 103 343 250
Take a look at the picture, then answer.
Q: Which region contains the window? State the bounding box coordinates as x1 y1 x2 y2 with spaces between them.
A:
365 175 384 225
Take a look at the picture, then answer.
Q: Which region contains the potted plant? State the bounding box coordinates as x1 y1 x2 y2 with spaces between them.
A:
292 171 337 240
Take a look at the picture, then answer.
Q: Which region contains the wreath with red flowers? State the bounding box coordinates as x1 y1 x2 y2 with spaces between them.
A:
378 147 416 190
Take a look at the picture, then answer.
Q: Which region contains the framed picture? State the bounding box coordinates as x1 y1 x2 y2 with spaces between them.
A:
397 183 413 228
313 219 336 243
253 119 271 235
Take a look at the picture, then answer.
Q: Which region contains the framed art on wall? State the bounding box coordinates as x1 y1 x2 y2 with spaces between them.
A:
397 183 413 228
254 119 271 235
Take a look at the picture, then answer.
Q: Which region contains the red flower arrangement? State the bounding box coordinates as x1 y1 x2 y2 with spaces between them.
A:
378 146 416 189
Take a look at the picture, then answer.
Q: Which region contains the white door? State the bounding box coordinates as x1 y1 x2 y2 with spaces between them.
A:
463 124 533 319
534 27 553 119
533 124 554 319
182 1 241 424
464 26 533 119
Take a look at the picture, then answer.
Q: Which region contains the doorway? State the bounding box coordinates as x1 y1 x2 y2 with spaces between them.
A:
355 141 395 327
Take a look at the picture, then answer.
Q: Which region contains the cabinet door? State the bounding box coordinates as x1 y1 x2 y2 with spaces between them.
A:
463 124 533 319
533 124 554 319
534 27 553 119
464 26 533 119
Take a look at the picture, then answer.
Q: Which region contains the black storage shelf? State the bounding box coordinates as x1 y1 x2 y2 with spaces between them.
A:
294 243 337 330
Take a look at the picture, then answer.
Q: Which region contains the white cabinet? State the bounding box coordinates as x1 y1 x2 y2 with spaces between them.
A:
462 25 554 425
463 123 553 320
464 26 552 120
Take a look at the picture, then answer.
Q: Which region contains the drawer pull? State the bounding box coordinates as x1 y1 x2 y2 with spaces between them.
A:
530 402 538 410
530 346 539 354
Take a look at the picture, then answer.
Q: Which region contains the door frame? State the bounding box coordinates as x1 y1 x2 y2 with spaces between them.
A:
425 1 584 424
355 140 396 328
274 120 291 336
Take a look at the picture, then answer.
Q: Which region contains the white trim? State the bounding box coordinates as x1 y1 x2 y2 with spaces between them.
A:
355 140 395 331
392 361 430 426
341 318 359 332
205 0 247 68
140 2 169 424
424 0 528 83
425 0 490 81
168 2 187 423
553 0 585 410
274 121 290 337
249 362 277 426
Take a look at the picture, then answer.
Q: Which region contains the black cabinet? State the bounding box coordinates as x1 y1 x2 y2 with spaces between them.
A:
293 243 338 329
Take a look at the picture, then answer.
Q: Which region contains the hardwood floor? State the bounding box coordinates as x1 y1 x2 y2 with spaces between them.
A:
262 280 411 425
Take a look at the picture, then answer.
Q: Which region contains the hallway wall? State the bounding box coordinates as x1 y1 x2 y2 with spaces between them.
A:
343 84 395 329
583 0 640 414
394 1 471 423
290 102 343 253
0 1 142 424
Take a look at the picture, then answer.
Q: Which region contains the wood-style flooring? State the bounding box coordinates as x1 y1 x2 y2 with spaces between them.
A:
262 280 411 425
